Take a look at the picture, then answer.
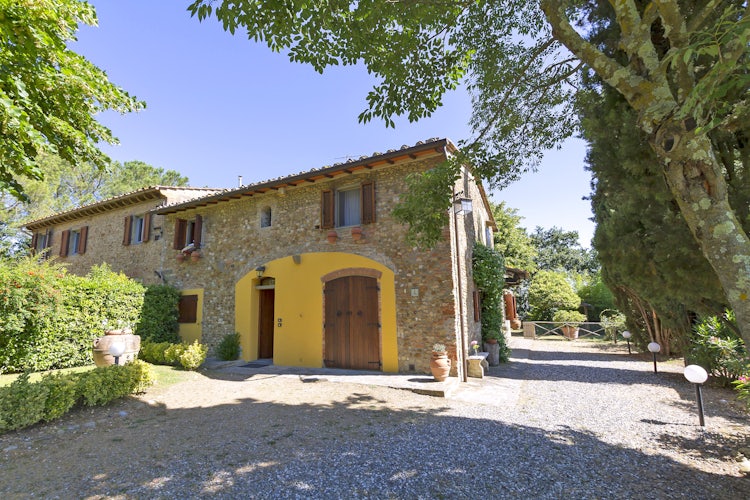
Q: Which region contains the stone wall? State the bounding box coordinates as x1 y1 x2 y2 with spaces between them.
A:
162 154 476 373
31 188 217 284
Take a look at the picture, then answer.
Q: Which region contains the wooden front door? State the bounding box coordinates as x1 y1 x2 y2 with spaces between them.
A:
258 289 275 359
324 276 380 370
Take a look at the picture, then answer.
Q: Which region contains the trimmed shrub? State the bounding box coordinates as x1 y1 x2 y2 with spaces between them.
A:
138 341 171 365
0 259 145 373
138 340 207 370
77 360 154 406
179 341 208 370
137 285 181 343
0 361 153 433
216 333 241 361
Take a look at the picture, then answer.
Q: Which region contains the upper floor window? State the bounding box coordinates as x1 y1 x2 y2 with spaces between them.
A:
260 206 272 228
123 213 151 246
173 215 203 250
59 226 88 257
30 228 53 258
321 182 375 229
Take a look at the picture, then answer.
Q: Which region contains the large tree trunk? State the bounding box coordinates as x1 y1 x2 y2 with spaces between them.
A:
654 126 750 348
541 0 750 350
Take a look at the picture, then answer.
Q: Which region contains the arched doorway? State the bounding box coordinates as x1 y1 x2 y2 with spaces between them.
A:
324 275 381 370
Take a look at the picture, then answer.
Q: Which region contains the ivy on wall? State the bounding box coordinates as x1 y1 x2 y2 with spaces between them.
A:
472 242 510 362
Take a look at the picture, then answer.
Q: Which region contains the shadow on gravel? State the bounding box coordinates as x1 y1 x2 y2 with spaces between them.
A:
488 358 660 384
2 386 749 499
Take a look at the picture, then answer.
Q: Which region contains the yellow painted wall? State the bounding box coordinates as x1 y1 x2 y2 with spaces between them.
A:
178 288 204 343
234 252 398 372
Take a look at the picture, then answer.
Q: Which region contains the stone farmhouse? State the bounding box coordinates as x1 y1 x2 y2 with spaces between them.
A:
25 138 497 380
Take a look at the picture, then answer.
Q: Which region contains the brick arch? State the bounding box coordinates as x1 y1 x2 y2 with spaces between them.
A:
321 267 382 283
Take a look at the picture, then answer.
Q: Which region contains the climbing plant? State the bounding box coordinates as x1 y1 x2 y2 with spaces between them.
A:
472 242 510 362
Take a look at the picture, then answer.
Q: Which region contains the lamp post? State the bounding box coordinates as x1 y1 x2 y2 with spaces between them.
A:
109 341 126 366
684 365 709 427
451 190 472 383
647 342 661 373
622 330 632 354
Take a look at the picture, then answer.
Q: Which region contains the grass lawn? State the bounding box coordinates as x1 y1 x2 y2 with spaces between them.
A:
0 363 194 388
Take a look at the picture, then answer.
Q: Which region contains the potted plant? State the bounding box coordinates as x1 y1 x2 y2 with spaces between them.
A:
430 343 451 381
553 310 586 340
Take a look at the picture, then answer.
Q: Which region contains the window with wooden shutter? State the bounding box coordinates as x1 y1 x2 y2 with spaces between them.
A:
361 181 375 224
78 226 88 254
142 213 151 243
174 219 187 250
321 190 334 229
178 294 198 323
59 230 70 257
123 216 132 246
30 233 38 255
193 214 203 248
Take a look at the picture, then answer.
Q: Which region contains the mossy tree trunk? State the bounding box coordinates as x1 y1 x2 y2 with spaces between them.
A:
541 0 750 347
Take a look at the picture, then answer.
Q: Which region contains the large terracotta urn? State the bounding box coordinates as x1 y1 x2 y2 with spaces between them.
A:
430 351 451 382
92 329 141 367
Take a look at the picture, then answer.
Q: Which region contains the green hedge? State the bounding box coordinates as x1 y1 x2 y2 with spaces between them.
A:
0 360 154 433
0 258 145 373
136 285 181 343
139 340 208 370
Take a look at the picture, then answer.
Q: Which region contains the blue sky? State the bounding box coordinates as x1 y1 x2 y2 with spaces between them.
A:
76 1 595 246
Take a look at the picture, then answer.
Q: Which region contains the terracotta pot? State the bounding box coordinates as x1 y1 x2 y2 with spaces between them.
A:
485 338 498 344
190 251 201 262
561 325 579 340
430 352 451 381
176 253 186 263
92 333 141 367
351 226 363 241
327 230 338 243
105 328 132 336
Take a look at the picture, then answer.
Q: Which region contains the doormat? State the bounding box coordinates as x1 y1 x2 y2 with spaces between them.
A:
240 360 273 368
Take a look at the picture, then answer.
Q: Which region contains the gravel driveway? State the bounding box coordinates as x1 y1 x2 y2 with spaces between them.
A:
1 337 749 499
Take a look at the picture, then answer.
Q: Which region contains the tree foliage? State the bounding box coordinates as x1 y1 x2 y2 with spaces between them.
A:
530 226 598 275
190 0 750 348
491 202 537 272
527 270 581 321
1 153 188 253
0 0 144 201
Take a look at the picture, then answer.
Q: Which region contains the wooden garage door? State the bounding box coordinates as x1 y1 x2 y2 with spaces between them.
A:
324 276 380 370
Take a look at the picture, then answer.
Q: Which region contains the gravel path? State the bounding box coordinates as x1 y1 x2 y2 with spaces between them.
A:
1 337 749 499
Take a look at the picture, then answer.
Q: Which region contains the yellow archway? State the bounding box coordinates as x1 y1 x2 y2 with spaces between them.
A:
234 252 398 372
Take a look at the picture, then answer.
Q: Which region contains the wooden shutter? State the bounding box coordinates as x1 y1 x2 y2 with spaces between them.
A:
60 230 70 257
361 182 375 224
44 229 53 249
193 214 203 248
321 190 334 229
473 290 481 322
178 294 198 323
78 226 88 254
123 216 132 246
142 213 151 243
173 219 187 250
30 233 38 255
